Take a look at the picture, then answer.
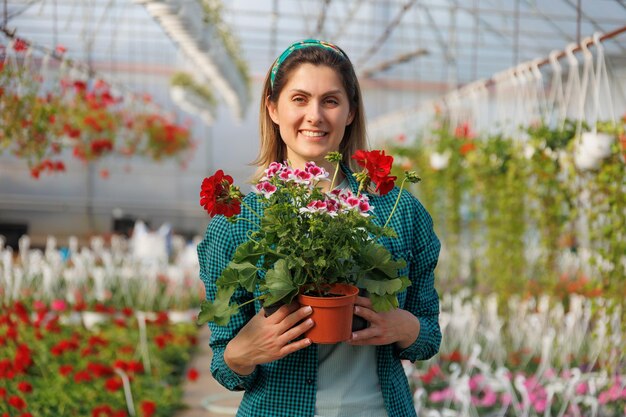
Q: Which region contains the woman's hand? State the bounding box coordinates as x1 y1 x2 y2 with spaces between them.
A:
223 303 314 375
348 296 420 349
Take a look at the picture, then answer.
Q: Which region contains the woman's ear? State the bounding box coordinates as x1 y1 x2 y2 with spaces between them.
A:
346 109 355 126
266 96 279 124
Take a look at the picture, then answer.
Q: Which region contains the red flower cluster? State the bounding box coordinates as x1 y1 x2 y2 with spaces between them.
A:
29 159 65 179
91 404 126 417
200 169 243 217
351 149 397 195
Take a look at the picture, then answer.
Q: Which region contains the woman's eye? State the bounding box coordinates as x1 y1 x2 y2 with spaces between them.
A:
292 96 306 103
324 98 339 106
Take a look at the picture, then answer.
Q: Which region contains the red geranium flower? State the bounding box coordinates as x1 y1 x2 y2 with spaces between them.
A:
104 376 123 392
17 381 32 393
351 149 397 195
74 370 92 383
140 400 157 417
200 170 243 217
59 364 73 376
92 404 114 417
8 395 26 410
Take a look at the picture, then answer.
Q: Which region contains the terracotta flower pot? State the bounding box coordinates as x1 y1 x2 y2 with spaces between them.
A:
297 283 359 344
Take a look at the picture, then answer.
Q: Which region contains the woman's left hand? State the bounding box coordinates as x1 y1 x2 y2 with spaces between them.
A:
348 296 420 349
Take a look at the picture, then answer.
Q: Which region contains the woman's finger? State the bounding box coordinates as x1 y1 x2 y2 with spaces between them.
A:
279 317 315 343
264 302 300 323
279 337 312 356
353 296 373 309
353 305 378 322
278 305 313 332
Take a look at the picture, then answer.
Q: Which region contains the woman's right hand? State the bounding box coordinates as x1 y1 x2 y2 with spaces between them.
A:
223 303 314 376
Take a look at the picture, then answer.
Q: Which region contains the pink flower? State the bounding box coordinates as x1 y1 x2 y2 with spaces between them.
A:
292 169 313 184
480 389 497 407
263 162 283 179
469 374 484 391
575 382 588 395
255 181 278 198
500 392 512 406
278 167 293 181
300 200 329 214
304 162 328 180
33 300 47 311
358 200 372 215
429 388 454 403
533 399 547 413
51 299 67 312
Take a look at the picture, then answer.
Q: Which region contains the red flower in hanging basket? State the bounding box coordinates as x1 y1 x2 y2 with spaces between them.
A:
200 170 243 217
454 121 475 139
13 38 29 52
459 141 476 156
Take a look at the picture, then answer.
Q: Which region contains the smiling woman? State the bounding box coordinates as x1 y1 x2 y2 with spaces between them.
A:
197 39 442 417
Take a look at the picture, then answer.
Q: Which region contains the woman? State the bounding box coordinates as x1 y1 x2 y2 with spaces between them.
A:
198 39 441 417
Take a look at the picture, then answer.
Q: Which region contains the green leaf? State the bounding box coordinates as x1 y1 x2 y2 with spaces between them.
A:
360 243 406 277
360 276 410 296
263 259 298 306
375 258 407 278
369 293 399 312
197 286 237 325
232 240 264 264
217 261 259 293
360 243 391 267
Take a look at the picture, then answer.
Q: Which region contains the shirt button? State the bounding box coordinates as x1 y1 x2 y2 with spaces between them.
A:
306 378 314 385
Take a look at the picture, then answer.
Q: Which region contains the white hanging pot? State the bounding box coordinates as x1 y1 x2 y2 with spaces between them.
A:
580 131 615 160
573 141 601 172
429 151 451 171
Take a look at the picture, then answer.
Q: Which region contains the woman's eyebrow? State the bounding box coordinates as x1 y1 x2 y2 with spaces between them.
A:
288 88 344 96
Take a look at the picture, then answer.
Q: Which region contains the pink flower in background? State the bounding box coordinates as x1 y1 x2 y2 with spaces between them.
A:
575 382 588 395
429 388 455 403
51 299 67 312
500 392 513 406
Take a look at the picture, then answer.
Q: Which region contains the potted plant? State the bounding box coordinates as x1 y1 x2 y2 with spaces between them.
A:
196 150 420 343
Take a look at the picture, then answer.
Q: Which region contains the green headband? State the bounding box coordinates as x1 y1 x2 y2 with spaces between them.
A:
270 39 347 89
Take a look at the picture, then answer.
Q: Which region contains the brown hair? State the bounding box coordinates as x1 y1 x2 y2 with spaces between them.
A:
254 44 367 179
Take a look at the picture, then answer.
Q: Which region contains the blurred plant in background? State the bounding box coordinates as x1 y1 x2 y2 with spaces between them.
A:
0 38 194 178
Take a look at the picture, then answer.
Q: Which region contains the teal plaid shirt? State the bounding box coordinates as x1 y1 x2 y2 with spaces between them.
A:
198 165 441 417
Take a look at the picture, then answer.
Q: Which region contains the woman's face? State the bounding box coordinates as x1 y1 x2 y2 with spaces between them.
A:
267 63 355 169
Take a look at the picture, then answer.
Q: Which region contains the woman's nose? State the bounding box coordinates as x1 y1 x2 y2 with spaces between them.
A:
306 102 323 124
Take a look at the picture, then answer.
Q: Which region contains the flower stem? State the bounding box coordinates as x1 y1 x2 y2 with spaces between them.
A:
237 295 265 308
330 162 340 190
237 216 261 229
241 200 263 221
383 177 407 229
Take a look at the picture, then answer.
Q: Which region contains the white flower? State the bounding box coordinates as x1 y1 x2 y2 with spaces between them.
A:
430 151 451 170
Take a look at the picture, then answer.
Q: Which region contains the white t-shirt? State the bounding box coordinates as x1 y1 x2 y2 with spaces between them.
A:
314 176 388 417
